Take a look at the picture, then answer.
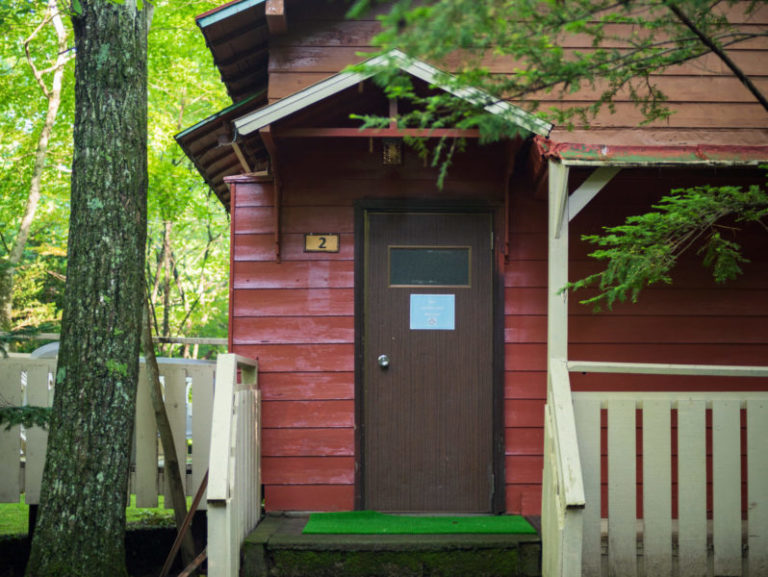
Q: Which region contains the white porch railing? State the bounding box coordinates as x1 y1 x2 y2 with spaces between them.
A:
206 353 261 577
0 355 215 507
543 358 768 577
542 358 586 577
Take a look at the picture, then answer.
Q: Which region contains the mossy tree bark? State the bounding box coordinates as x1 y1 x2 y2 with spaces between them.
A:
25 2 149 576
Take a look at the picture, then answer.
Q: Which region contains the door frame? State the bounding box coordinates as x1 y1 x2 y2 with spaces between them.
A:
353 199 506 513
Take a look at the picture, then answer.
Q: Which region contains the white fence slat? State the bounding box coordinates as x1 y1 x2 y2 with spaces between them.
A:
189 364 214 510
677 400 707 577
134 364 158 507
0 361 22 502
24 361 54 504
541 405 558 577
207 354 261 577
642 399 672 577
607 399 637 577
747 399 768 576
574 397 601 577
712 400 742 576
162 365 187 504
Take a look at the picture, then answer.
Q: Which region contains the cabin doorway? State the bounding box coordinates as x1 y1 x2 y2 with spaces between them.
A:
359 207 498 513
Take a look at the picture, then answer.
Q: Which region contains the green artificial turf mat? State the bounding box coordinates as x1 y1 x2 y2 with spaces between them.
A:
302 511 536 535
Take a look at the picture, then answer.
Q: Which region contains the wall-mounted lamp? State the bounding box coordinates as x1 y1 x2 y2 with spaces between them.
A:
382 138 403 165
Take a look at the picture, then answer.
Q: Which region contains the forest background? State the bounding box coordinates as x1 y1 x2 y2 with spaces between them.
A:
0 0 230 357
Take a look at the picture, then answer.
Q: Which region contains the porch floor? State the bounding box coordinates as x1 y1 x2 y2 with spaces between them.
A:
242 513 542 577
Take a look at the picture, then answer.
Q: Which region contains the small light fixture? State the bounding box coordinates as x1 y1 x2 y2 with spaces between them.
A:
382 138 402 165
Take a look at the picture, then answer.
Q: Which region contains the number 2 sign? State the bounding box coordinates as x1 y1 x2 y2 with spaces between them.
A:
304 233 340 253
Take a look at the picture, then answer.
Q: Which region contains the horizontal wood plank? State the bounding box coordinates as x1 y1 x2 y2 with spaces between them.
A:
260 372 354 401
232 261 354 289
262 457 355 484
234 206 354 234
505 399 546 427
233 182 274 207
505 484 543 517
264 484 354 512
261 400 354 428
234 233 355 261
262 428 354 456
233 288 354 317
505 427 545 455
504 371 547 400
505 455 544 484
505 286 768 315
232 316 354 345
233 344 354 372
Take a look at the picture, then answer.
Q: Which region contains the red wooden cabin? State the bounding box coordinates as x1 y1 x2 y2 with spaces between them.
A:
177 0 768 522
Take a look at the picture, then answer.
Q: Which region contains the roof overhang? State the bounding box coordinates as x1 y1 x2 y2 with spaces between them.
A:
537 137 768 168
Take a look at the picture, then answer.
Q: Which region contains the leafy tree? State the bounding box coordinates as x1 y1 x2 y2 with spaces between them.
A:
350 0 768 301
145 0 229 356
0 0 229 349
0 0 74 331
25 1 150 576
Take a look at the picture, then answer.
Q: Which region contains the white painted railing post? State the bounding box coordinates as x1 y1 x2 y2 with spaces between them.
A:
207 353 260 577
542 358 586 577
569 361 768 577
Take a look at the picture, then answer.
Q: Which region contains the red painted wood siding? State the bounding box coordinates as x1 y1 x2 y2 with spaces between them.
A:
226 0 768 512
230 154 768 517
229 138 510 512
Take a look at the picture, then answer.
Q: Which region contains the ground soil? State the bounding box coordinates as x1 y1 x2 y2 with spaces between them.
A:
0 526 201 577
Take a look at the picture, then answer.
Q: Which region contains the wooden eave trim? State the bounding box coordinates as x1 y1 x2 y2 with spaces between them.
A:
273 127 482 138
259 125 282 262
265 0 286 34
197 0 265 29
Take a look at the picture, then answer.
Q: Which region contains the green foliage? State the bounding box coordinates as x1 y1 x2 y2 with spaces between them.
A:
0 405 51 430
349 0 765 156
566 183 768 309
0 0 230 348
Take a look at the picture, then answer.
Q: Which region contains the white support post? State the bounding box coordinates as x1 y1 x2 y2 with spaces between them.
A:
568 166 621 222
548 160 570 362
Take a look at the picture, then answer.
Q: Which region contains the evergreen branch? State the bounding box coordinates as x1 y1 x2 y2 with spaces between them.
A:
663 0 768 113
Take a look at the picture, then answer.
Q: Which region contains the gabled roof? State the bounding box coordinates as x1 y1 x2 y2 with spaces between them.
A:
178 46 553 209
235 49 553 138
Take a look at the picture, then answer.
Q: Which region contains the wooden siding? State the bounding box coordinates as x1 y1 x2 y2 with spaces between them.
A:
230 154 768 516
270 1 768 146
225 1 768 514
229 137 510 512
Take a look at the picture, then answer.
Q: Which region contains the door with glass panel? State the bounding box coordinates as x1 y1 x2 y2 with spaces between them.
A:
362 210 494 512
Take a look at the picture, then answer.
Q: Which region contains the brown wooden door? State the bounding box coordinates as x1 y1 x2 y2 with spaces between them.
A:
362 210 495 512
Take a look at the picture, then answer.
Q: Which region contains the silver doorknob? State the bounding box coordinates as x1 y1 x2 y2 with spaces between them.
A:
377 354 390 368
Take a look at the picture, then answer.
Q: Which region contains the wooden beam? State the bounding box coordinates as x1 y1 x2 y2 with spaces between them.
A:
265 0 287 35
547 160 570 361
274 127 482 139
567 360 768 377
568 166 621 221
259 125 282 262
231 142 252 173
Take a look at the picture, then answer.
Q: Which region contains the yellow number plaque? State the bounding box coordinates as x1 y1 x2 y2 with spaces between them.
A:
304 233 339 253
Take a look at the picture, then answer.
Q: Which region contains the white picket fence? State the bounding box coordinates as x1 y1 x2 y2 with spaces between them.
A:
543 358 768 577
0 355 216 508
206 353 261 577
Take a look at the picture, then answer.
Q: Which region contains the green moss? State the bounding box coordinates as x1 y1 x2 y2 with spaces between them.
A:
270 548 522 577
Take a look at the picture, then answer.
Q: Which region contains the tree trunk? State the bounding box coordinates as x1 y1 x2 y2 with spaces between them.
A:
0 0 71 330
25 1 149 576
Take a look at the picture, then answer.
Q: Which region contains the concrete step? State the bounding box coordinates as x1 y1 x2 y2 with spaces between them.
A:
242 514 542 577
